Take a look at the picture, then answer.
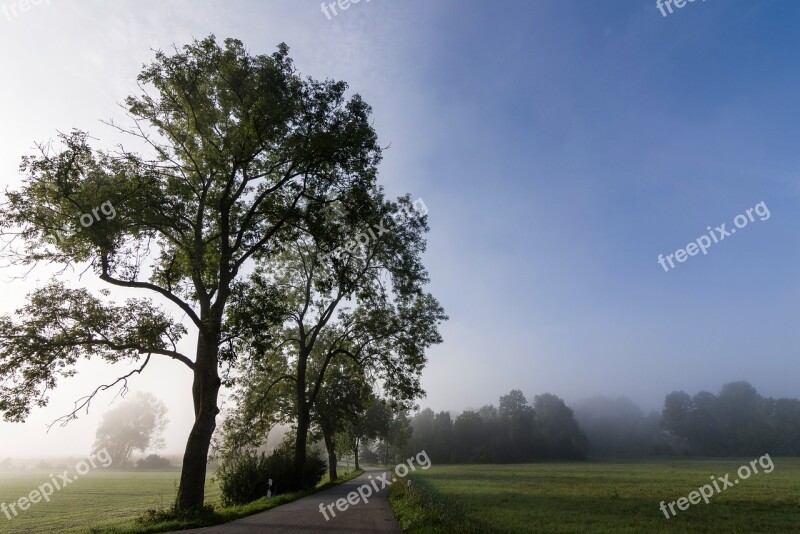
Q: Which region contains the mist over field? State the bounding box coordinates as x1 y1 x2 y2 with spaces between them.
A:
0 2 798 533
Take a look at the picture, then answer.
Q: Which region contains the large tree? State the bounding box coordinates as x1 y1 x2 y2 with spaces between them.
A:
221 190 446 488
343 394 392 470
94 392 169 466
532 393 588 460
0 36 381 511
375 403 413 464
311 358 372 481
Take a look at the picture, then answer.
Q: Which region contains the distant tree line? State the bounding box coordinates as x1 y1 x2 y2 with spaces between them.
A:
136 454 172 469
395 382 800 462
662 381 800 456
402 390 589 463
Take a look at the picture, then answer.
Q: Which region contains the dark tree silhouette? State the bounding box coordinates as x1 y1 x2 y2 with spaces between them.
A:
0 35 382 511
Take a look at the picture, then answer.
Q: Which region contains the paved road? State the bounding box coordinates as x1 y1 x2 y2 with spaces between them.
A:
175 466 401 533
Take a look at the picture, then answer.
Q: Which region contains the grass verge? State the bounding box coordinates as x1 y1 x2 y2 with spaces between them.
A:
388 474 493 533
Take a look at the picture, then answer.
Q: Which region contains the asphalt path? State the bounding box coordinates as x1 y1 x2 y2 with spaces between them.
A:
173 466 401 533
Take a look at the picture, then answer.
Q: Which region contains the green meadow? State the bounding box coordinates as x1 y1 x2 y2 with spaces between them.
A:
389 458 800 533
0 467 360 533
0 470 211 533
2 459 798 533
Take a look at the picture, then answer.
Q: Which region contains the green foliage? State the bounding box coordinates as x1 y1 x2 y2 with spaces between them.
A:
219 181 446 490
216 450 270 506
0 284 186 423
313 359 372 437
217 440 325 506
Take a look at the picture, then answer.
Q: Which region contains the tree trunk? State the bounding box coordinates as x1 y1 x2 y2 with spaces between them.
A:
322 426 337 482
291 347 310 491
292 405 310 490
354 437 360 470
175 333 221 512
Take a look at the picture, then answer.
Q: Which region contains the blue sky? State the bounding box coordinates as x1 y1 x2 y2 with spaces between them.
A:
404 0 800 411
0 0 798 456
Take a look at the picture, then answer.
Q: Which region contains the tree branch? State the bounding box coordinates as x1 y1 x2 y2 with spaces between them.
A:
100 255 202 328
47 354 152 430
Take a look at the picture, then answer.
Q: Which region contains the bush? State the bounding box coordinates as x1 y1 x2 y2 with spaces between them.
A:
217 450 271 507
136 504 215 526
217 439 326 506
136 454 172 469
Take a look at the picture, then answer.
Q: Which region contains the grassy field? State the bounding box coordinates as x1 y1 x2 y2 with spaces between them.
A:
0 467 361 533
388 457 800 533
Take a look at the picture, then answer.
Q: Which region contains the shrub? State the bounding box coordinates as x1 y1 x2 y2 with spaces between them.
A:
217 450 271 506
136 504 215 526
217 439 326 506
136 454 172 469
